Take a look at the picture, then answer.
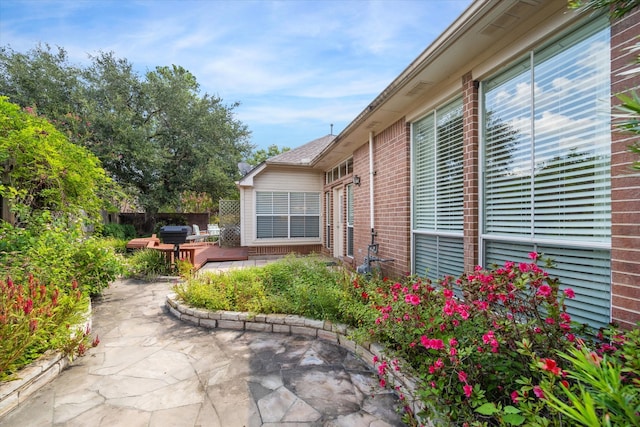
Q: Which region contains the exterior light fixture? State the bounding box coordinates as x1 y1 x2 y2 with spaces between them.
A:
353 175 361 186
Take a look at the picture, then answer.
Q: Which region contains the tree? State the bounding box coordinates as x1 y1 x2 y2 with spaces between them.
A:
0 45 254 213
0 97 118 224
568 0 639 18
0 44 88 145
568 0 640 169
138 65 252 212
244 144 291 166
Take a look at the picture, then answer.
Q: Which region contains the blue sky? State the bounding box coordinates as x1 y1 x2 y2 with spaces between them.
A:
0 0 472 151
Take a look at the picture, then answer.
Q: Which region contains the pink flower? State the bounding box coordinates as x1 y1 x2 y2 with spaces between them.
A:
537 285 552 297
443 289 454 298
404 294 421 305
482 330 495 345
528 252 539 261
545 317 555 325
373 356 379 364
458 371 468 383
379 378 387 388
563 288 575 299
533 385 545 399
434 358 444 369
449 338 458 347
421 336 445 350
378 361 388 375
588 352 602 367
463 384 473 398
511 391 519 403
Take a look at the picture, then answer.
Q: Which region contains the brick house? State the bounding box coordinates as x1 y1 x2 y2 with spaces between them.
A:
312 0 639 330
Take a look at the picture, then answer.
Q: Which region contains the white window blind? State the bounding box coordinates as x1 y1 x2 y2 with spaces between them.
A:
412 98 464 278
256 192 320 239
482 18 611 329
325 192 331 248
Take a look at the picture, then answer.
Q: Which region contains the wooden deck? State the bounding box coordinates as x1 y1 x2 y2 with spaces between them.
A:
127 236 248 271
190 243 249 270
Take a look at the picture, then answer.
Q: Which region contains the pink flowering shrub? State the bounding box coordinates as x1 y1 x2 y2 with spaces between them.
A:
351 253 590 425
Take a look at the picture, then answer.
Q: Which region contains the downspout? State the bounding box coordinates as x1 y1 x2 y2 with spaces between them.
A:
369 131 375 235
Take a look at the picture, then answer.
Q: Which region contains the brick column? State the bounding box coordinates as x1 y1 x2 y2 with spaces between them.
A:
462 72 480 271
610 8 640 329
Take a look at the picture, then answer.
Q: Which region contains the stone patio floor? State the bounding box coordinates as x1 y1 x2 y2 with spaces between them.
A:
0 263 405 427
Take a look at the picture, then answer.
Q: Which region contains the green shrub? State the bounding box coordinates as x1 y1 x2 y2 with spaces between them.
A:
100 237 129 255
125 248 171 280
351 254 631 426
258 254 349 321
100 223 136 240
175 268 269 313
174 255 351 322
0 214 125 297
71 237 125 296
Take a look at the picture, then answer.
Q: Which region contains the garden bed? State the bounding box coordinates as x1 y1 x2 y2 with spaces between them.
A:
0 303 92 419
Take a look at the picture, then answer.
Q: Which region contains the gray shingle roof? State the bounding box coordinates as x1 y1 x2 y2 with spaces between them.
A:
267 134 335 165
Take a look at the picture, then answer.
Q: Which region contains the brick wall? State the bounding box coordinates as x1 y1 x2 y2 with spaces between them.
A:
610 8 640 329
351 120 412 278
462 72 480 272
352 143 370 268
248 244 322 257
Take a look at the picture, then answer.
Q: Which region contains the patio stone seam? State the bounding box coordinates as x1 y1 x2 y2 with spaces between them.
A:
165 292 431 423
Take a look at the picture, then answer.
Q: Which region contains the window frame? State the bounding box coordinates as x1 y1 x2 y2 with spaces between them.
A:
411 97 465 280
478 17 612 328
255 191 321 240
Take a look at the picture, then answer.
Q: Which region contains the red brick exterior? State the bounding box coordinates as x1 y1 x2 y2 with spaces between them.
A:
462 72 480 272
333 120 412 278
371 121 412 278
611 8 640 329
249 244 322 257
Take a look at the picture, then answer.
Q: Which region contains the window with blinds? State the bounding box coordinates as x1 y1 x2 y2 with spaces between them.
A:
482 18 611 328
412 98 464 279
256 192 320 239
325 191 331 248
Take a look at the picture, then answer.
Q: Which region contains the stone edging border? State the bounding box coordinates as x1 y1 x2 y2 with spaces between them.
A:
165 293 432 423
0 303 92 419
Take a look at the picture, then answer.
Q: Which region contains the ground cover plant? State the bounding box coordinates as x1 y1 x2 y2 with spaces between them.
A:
124 248 173 280
173 254 350 322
